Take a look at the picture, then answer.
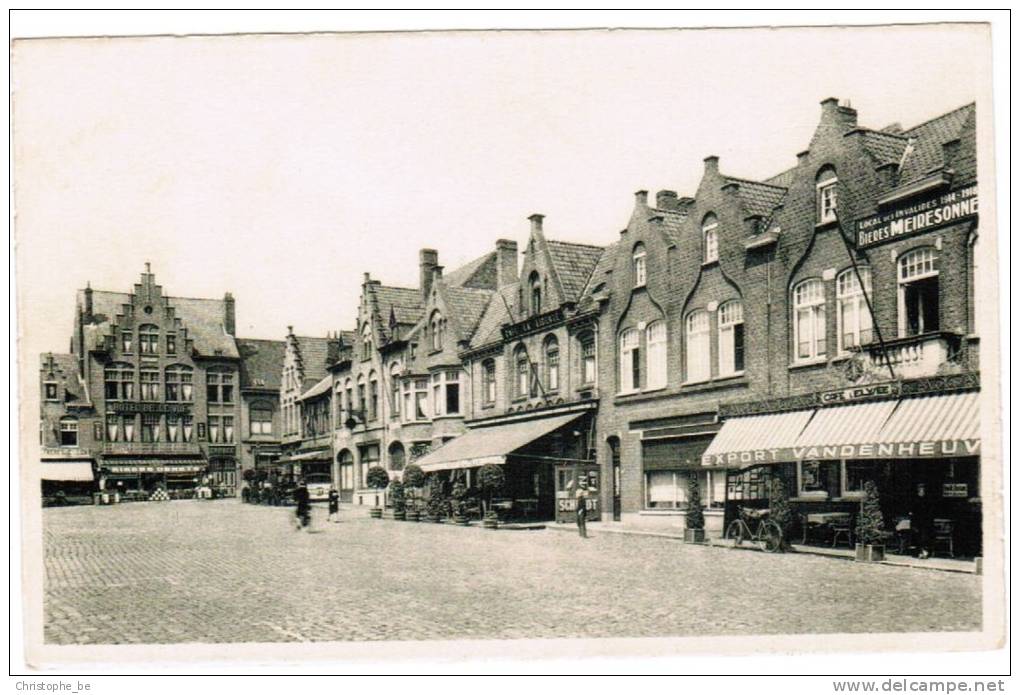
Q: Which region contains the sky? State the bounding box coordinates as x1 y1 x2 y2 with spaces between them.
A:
14 24 987 356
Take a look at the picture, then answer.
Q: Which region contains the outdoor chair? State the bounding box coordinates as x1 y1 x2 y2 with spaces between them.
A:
830 514 853 548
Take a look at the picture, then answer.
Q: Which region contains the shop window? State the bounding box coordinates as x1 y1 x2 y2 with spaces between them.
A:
529 271 542 317
727 466 771 501
619 328 640 393
797 460 836 498
793 278 826 362
632 242 647 287
718 300 745 376
251 406 272 435
837 268 874 352
59 417 78 447
685 310 710 383
44 382 58 401
139 324 159 355
579 331 597 385
898 247 940 336
140 369 160 401
482 359 497 405
816 166 838 224
645 470 721 509
544 335 560 392
645 321 667 389
842 460 877 499
141 413 160 443
702 214 719 263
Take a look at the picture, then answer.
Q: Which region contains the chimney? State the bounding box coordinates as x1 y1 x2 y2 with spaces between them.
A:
223 292 235 336
495 239 518 288
821 97 857 130
634 190 648 206
528 214 544 234
83 282 93 321
703 156 719 174
419 248 439 299
655 190 679 210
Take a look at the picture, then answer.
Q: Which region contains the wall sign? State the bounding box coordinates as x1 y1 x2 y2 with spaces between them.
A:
942 483 969 498
856 185 977 248
109 401 193 414
817 381 901 405
702 438 980 467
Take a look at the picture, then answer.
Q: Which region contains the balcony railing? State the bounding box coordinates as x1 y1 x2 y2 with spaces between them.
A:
863 332 962 379
102 441 202 455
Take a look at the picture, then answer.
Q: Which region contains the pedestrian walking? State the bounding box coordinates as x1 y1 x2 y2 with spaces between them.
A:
575 479 590 539
327 487 340 523
294 478 311 531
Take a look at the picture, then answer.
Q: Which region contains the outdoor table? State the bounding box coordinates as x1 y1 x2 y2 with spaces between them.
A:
802 512 852 545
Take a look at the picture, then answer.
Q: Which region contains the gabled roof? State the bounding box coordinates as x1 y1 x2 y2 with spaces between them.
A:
577 239 621 312
41 352 85 403
294 335 338 390
443 251 497 289
723 176 788 218
764 167 796 189
545 240 604 303
443 285 493 342
897 102 975 185
368 284 424 342
298 374 333 402
79 290 238 358
237 338 286 391
651 208 689 246
857 129 910 166
470 282 520 349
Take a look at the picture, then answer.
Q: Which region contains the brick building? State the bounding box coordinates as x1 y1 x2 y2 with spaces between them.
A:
236 338 286 488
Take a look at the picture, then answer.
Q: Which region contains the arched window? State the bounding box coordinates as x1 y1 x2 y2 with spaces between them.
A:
837 268 874 352
816 166 838 223
104 362 133 401
369 371 379 421
898 247 939 336
514 345 531 398
793 278 826 361
529 271 542 316
702 214 719 263
544 335 560 392
59 416 78 447
388 441 406 472
645 321 667 389
632 242 647 287
164 364 194 402
718 300 745 376
685 310 710 383
138 324 159 355
361 323 373 361
430 311 444 351
338 449 355 492
389 362 402 419
619 328 640 393
578 330 597 386
482 358 497 405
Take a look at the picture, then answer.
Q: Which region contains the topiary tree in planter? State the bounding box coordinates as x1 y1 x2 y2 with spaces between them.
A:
855 479 886 562
768 475 793 551
365 466 389 519
450 480 469 525
403 463 426 520
389 479 407 520
684 475 705 543
477 464 506 516
425 476 445 522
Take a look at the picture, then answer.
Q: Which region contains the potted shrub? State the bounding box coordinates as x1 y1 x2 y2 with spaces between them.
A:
390 479 407 521
403 464 425 522
855 479 886 562
477 463 506 530
451 480 469 525
365 466 389 519
425 477 445 522
767 476 794 552
683 475 705 543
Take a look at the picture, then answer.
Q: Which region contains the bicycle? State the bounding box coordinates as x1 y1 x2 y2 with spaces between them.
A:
725 506 784 553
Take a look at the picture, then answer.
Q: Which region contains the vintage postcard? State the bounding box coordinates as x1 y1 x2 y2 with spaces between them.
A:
12 19 1005 670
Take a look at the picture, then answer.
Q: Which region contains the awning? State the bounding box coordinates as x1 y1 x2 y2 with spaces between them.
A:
416 413 584 473
876 391 980 457
100 460 206 474
701 409 814 468
795 400 898 449
41 462 95 482
298 375 332 402
642 436 714 471
278 449 331 463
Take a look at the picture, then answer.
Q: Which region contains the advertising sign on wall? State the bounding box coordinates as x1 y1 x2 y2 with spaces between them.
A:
856 185 977 248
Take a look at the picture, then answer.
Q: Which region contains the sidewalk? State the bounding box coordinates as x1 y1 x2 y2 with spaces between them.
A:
547 522 979 574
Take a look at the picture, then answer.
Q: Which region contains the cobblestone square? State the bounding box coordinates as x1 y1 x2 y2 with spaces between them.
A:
43 500 981 644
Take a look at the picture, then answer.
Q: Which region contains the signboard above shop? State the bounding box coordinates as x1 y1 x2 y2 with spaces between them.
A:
817 380 901 406
856 185 977 249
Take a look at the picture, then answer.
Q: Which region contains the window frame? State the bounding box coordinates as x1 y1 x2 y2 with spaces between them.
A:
482 359 497 406
543 335 560 393
618 328 640 394
579 330 597 386
138 324 159 355
645 321 667 390
59 417 79 447
816 167 838 224
836 267 874 353
792 278 827 363
685 310 711 384
632 242 647 287
702 214 719 264
897 247 940 337
717 300 745 377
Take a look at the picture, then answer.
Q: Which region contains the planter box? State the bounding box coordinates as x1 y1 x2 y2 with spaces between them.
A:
407 512 420 522
855 543 885 562
393 511 406 521
684 528 705 543
369 508 383 519
482 515 499 530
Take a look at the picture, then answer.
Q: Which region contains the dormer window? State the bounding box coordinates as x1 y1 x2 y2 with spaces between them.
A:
529 271 542 317
702 214 719 263
817 166 838 224
633 243 647 287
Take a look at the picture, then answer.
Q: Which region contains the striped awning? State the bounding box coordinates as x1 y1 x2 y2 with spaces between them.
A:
278 449 331 463
41 462 95 482
795 400 899 448
877 391 980 456
416 413 584 473
701 409 814 467
101 460 206 474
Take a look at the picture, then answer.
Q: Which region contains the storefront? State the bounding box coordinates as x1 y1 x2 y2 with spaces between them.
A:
41 456 97 503
98 459 207 496
702 388 981 557
277 448 332 500
416 407 596 522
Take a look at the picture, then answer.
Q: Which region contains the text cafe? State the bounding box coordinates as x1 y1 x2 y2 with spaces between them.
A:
701 383 982 557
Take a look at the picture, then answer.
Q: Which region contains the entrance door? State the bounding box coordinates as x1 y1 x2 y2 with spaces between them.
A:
609 437 621 521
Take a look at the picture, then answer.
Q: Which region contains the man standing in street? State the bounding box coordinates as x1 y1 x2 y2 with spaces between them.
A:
327 487 340 523
575 479 589 539
294 478 311 531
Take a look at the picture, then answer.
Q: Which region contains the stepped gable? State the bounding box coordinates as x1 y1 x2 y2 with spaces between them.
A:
41 352 85 402
236 338 286 391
